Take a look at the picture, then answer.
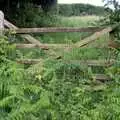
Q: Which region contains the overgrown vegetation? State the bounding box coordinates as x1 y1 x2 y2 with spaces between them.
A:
103 0 120 81
1 37 119 119
0 0 120 119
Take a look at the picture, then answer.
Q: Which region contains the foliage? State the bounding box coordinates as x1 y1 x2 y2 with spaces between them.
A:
63 47 113 60
0 36 53 120
0 36 16 62
39 0 57 12
0 0 57 13
0 0 120 119
103 0 120 81
99 0 120 42
6 3 58 27
58 4 106 16
35 16 98 44
27 58 120 120
106 50 120 81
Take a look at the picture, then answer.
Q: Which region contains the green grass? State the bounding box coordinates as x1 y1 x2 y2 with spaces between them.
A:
57 16 100 27
20 16 112 62
35 16 100 44
63 47 114 60
13 15 120 120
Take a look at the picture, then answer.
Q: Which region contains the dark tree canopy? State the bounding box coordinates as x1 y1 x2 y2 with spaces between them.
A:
58 4 105 16
38 0 57 11
0 0 57 12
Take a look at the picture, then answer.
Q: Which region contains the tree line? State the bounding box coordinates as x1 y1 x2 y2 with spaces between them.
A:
58 4 106 16
0 0 105 17
0 0 57 14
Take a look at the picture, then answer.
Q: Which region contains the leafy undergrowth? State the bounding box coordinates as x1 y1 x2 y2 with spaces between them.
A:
0 31 120 120
26 58 120 120
1 13 120 119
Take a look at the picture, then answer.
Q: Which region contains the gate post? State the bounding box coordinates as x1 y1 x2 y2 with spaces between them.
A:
0 11 4 35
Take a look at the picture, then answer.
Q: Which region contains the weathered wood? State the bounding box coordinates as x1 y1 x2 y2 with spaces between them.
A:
16 59 115 66
16 59 43 64
69 59 115 67
16 58 61 64
4 19 17 29
16 44 49 50
20 34 42 45
75 25 118 47
13 27 103 34
4 19 42 45
93 74 111 81
15 43 71 50
0 11 4 35
15 43 109 50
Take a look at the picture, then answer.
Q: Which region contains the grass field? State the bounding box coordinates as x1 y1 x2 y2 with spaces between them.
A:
34 16 100 44
58 16 100 27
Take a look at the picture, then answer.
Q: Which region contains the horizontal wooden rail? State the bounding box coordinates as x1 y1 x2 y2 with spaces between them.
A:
4 19 18 29
16 59 115 66
16 59 43 64
15 43 71 50
68 59 115 67
11 27 104 34
93 74 111 81
16 44 49 50
4 19 42 45
15 43 110 50
15 25 118 50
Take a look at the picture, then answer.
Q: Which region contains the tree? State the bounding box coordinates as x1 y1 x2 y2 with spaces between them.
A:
101 0 120 37
39 0 57 11
58 4 105 16
0 0 57 13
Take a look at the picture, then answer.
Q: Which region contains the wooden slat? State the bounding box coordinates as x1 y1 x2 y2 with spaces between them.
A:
16 59 43 64
20 34 42 45
93 74 111 81
16 57 61 64
15 43 71 50
16 59 115 66
4 19 18 29
15 43 109 50
4 19 42 45
75 25 118 47
69 59 115 67
12 27 103 34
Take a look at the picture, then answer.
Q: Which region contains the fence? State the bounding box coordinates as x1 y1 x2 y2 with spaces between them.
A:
0 11 119 81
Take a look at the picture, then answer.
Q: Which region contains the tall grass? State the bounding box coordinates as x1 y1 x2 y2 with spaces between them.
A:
35 16 100 44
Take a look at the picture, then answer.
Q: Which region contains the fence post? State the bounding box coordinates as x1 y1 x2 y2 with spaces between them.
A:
0 10 4 35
